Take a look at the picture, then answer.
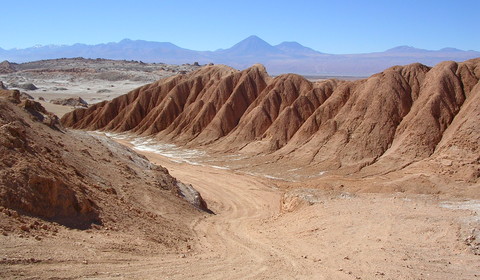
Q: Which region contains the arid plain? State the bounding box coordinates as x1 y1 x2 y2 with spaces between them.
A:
1 58 479 279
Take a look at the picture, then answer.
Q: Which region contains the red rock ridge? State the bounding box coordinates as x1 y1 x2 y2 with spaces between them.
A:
61 59 480 176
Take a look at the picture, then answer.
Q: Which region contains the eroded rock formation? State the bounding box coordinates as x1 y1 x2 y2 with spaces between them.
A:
61 59 480 178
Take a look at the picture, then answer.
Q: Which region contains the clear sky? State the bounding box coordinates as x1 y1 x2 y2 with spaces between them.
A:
1 0 479 53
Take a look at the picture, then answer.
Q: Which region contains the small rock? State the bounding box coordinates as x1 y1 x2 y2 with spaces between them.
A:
82 260 88 265
9 82 37 90
441 159 453 166
50 97 88 107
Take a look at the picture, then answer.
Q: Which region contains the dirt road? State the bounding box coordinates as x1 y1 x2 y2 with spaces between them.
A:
125 153 479 280
133 155 305 279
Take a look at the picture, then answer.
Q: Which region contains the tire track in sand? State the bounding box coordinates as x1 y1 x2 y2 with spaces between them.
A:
140 154 305 279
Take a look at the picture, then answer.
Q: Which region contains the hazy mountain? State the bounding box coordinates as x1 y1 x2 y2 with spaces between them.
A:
274 41 323 56
1 39 204 64
439 47 464 52
385 46 430 53
1 36 479 76
217 35 282 57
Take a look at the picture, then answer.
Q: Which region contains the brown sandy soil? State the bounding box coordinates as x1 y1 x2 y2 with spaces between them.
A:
1 138 478 279
128 148 480 280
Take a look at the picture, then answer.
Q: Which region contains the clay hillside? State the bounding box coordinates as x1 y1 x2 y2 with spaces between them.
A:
62 59 480 196
0 89 208 247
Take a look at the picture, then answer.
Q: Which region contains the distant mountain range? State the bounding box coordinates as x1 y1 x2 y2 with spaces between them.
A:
1 35 479 76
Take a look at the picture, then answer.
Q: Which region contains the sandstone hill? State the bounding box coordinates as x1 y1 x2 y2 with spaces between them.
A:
62 59 480 195
0 89 209 246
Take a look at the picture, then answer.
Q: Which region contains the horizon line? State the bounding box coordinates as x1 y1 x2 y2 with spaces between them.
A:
1 36 479 55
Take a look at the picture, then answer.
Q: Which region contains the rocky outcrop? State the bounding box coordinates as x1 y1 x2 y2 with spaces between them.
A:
20 91 34 100
0 60 17 74
0 91 210 231
175 181 211 213
61 59 480 176
9 82 37 90
50 96 88 107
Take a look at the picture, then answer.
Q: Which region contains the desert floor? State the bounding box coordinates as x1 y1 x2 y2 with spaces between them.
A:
2 143 479 279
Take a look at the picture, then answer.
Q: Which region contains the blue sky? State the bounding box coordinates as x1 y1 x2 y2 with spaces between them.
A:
1 0 478 53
